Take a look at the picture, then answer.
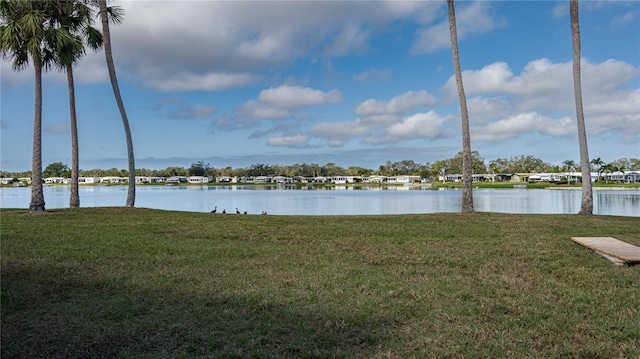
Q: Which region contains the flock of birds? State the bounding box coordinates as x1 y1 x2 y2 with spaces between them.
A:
210 206 267 215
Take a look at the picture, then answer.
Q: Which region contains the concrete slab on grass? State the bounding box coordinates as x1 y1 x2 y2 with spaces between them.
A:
594 251 626 266
571 237 640 265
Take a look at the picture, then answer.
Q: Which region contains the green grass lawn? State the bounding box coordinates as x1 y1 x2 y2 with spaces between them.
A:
2 208 639 358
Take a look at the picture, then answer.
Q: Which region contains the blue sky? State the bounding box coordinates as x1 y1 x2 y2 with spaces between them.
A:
1 0 639 172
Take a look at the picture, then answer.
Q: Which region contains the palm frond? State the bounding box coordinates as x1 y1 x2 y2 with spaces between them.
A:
106 5 123 25
84 24 102 50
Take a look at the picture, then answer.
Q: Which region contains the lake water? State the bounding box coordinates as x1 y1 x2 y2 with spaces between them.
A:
1 185 639 216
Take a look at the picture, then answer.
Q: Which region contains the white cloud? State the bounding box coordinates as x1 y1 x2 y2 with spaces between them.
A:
583 1 637 11
466 96 511 124
473 112 575 142
612 11 639 27
70 51 109 84
308 119 371 145
438 58 639 144
411 21 450 55
0 61 32 89
257 85 342 108
551 3 567 19
214 85 342 132
410 1 504 54
586 89 640 118
154 97 216 120
382 1 440 21
237 101 291 120
327 140 345 148
443 62 514 95
167 104 216 120
355 90 437 117
581 59 638 92
324 23 371 56
267 133 310 148
237 30 295 63
146 72 258 92
1 46 108 88
353 68 392 83
2 1 488 93
376 111 451 143
443 57 639 114
583 89 640 140
95 0 446 90
308 91 450 146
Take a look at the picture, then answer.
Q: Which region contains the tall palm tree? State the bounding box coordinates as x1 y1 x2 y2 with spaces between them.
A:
447 0 474 212
1 0 44 211
570 0 593 214
50 1 103 208
1 0 74 211
98 0 135 207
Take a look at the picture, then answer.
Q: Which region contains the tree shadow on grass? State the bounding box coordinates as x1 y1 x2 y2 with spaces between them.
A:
1 264 396 359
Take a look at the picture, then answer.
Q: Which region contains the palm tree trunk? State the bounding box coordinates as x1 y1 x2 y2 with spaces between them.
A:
67 64 80 208
30 56 45 211
99 0 135 207
447 0 474 213
571 0 593 215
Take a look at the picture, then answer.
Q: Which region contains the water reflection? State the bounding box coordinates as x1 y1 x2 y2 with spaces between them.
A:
0 186 638 216
596 191 640 216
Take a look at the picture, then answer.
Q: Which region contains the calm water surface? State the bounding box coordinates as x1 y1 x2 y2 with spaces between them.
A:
1 185 638 216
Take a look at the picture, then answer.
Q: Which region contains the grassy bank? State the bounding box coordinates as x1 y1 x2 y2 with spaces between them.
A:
2 208 639 358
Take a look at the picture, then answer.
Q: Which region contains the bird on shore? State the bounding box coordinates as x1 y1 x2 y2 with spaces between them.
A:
222 209 226 214
236 208 240 214
211 206 217 214
244 211 248 214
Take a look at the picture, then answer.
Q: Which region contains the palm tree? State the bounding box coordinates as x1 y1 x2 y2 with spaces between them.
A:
562 160 575 172
611 165 625 183
50 1 103 208
1 0 74 211
570 0 593 214
590 157 605 181
489 161 499 184
98 0 135 207
602 163 613 184
562 159 576 184
447 0 473 212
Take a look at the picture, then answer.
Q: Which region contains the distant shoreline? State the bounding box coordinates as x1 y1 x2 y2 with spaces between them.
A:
2 182 639 190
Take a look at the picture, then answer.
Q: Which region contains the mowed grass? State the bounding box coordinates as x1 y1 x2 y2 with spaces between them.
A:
1 208 639 358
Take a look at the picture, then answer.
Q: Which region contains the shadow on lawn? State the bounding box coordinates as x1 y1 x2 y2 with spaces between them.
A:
2 265 394 359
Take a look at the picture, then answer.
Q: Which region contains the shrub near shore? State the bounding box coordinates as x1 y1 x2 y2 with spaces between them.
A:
2 208 639 358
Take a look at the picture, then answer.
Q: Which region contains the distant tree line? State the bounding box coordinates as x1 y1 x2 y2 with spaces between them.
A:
2 155 638 180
